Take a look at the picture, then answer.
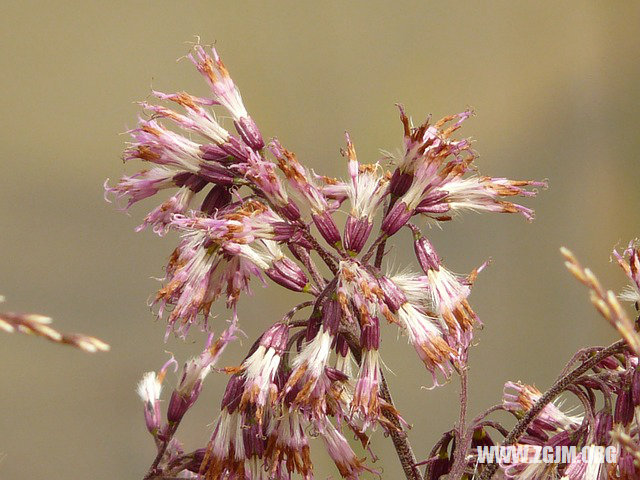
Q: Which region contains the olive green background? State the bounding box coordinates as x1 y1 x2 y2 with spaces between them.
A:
1 2 639 479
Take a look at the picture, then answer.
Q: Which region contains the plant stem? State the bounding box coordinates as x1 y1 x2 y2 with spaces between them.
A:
301 229 339 274
340 322 422 480
476 339 626 480
143 422 179 480
361 234 388 264
447 356 470 479
379 371 424 480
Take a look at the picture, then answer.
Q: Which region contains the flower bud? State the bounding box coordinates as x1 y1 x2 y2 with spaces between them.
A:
137 372 163 434
172 172 208 193
200 144 234 163
415 190 450 214
312 212 342 248
597 355 620 370
426 433 453 480
265 257 310 292
389 169 413 197
234 116 264 150
615 387 634 426
201 185 232 215
167 389 194 423
259 322 289 354
414 235 441 272
220 135 253 162
378 276 407 313
381 201 413 236
344 216 373 254
594 410 613 444
360 317 380 351
548 430 572 447
220 375 245 412
279 201 301 221
619 452 638 479
185 448 207 473
271 222 298 242
471 427 493 448
322 299 342 336
198 162 235 185
632 366 640 406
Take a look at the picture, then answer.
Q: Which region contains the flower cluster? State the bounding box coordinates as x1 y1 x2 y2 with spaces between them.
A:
422 243 640 480
108 44 545 479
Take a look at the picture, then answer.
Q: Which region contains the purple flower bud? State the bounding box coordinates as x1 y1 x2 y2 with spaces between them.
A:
265 257 309 292
198 162 235 185
282 374 303 405
167 389 191 423
426 433 453 480
344 216 373 254
325 366 349 383
471 427 493 448
378 276 407 313
594 410 613 444
271 222 298 242
305 310 322 341
548 430 571 447
289 229 313 250
619 452 637 479
414 235 441 272
416 190 449 210
322 299 342 336
259 322 289 354
381 201 413 236
415 189 450 214
243 423 266 458
615 387 634 426
201 185 232 215
312 212 342 247
632 367 640 406
234 116 264 150
220 135 253 162
220 375 245 412
185 448 207 473
360 317 380 350
597 356 620 370
172 172 208 193
524 425 549 443
279 201 301 221
426 456 452 480
389 169 413 197
200 144 233 163
415 202 451 215
335 335 350 357
142 403 161 434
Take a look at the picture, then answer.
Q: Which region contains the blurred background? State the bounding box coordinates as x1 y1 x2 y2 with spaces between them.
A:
1 2 639 479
